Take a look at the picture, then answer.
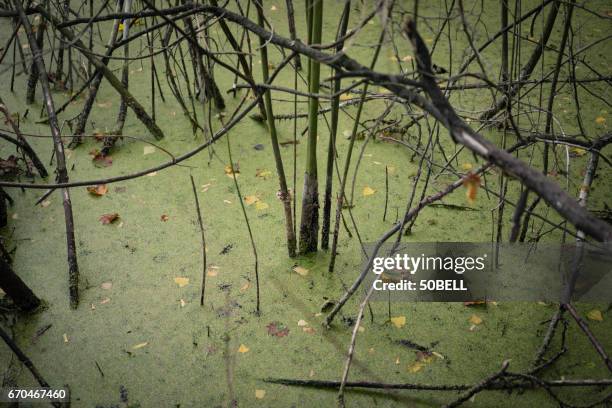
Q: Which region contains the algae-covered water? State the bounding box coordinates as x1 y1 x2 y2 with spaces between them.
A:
0 1 611 407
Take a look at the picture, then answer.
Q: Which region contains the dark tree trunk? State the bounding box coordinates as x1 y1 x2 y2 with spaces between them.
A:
0 251 41 312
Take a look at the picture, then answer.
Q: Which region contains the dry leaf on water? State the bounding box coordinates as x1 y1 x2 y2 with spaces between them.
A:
255 389 266 399
587 309 604 321
256 169 272 179
99 213 119 225
266 321 289 338
463 173 481 203
90 149 113 167
244 195 259 205
390 316 406 328
407 361 424 373
174 277 189 287
207 266 219 277
224 163 240 178
293 266 309 276
255 201 269 210
362 186 376 196
469 314 483 325
87 184 108 196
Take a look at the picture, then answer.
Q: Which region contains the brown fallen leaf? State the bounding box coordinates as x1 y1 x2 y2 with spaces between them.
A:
293 266 309 276
87 184 108 196
160 214 169 222
99 213 120 225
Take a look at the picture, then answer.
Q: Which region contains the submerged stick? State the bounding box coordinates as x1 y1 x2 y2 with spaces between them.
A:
189 174 207 306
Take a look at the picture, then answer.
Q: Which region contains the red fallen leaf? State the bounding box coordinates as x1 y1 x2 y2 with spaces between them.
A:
87 184 108 196
266 321 289 338
89 149 113 167
160 214 169 222
99 213 120 225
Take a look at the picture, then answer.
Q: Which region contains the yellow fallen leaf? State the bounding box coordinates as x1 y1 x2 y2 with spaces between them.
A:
293 266 309 276
240 282 251 292
143 146 156 155
587 309 604 322
461 163 473 171
255 389 266 399
270 5 277 11
297 319 308 327
255 169 272 179
469 314 483 325
395 356 400 365
390 316 406 328
570 147 587 157
255 201 269 210
207 266 219 277
339 93 352 101
41 200 51 208
174 277 189 287
63 333 69 343
244 195 259 205
595 116 606 125
132 342 148 349
407 361 424 373
401 55 413 62
362 186 376 196
238 344 249 353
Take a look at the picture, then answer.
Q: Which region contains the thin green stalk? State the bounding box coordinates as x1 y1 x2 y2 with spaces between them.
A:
255 0 296 257
299 0 323 254
329 15 389 272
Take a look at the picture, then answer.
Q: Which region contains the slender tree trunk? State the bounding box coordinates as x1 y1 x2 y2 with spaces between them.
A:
13 0 80 309
321 1 350 250
54 0 70 89
285 0 301 70
299 0 323 254
255 0 296 257
0 249 41 312
113 0 132 136
25 14 45 104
